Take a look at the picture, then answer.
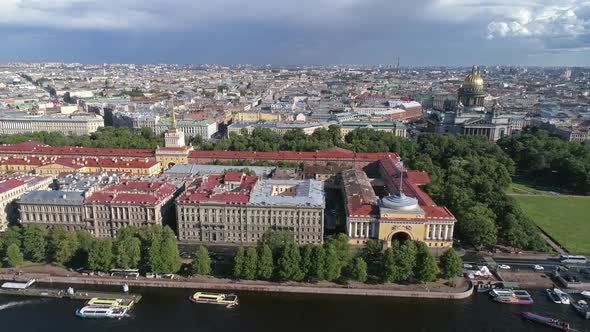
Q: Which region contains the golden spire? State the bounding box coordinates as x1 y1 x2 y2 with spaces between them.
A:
170 98 177 129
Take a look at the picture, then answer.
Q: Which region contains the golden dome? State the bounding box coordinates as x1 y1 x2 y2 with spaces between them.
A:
463 65 484 87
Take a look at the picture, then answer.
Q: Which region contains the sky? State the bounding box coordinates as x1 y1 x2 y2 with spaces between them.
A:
1 0 590 66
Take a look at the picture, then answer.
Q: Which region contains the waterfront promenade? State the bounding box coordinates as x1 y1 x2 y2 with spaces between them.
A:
0 266 473 300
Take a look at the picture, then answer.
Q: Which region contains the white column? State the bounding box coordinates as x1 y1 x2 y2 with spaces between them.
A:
444 225 449 240
365 223 370 238
449 224 454 240
354 222 358 238
426 224 430 240
360 223 364 237
348 223 352 237
438 224 443 240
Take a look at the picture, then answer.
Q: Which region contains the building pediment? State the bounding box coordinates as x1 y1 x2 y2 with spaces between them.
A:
463 118 491 126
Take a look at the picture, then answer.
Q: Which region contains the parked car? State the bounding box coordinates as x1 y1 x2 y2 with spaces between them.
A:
463 264 473 269
498 264 511 270
533 265 544 271
580 268 590 275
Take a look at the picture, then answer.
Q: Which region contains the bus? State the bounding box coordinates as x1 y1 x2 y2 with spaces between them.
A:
109 269 140 278
559 255 588 264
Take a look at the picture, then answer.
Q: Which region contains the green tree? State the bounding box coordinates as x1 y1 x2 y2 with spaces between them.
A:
459 203 498 249
233 247 245 278
191 246 212 276
323 243 341 281
261 230 295 254
277 242 303 281
394 241 417 281
115 235 141 269
159 226 181 273
414 241 438 282
72 230 94 267
325 234 353 270
257 245 273 280
309 245 325 280
2 226 22 255
75 230 94 253
6 243 23 267
50 227 79 265
141 226 163 272
242 247 258 280
383 241 417 282
439 248 463 279
88 240 113 271
363 239 383 277
300 244 314 278
382 247 396 282
350 257 368 282
21 225 47 262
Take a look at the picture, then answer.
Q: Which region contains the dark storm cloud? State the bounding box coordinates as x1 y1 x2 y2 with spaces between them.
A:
0 0 589 65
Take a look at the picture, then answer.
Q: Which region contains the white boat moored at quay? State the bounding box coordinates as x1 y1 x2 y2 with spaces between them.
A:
75 306 128 319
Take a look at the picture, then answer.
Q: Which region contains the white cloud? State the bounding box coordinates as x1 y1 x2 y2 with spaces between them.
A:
0 0 381 30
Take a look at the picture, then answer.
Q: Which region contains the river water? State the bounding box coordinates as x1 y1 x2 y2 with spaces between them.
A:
0 287 588 332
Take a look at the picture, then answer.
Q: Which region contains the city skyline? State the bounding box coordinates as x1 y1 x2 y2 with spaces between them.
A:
1 0 590 66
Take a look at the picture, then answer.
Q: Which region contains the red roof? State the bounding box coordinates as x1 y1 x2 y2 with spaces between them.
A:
189 148 393 162
85 180 177 205
177 175 258 205
0 179 26 193
224 172 244 182
0 156 158 169
0 142 154 159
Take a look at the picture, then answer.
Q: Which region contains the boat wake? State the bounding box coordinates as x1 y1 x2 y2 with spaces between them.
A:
0 300 35 311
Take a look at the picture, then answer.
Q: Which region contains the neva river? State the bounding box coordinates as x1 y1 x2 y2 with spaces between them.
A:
0 287 588 332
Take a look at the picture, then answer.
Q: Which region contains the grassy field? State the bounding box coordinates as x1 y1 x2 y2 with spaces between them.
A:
515 195 590 254
507 182 546 195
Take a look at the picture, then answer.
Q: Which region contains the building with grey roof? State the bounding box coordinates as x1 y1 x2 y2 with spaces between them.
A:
166 164 275 177
176 176 325 245
18 190 87 231
249 179 324 208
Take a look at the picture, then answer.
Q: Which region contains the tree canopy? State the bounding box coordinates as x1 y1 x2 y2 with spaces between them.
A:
498 128 590 194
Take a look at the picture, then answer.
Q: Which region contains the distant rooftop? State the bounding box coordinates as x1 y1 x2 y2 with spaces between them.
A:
166 164 275 177
249 179 325 208
19 190 85 205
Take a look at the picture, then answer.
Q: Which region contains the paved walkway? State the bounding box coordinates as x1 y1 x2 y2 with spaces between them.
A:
538 232 567 255
0 272 473 300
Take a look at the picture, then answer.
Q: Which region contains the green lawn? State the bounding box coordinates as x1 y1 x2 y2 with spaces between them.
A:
507 182 545 195
515 196 590 254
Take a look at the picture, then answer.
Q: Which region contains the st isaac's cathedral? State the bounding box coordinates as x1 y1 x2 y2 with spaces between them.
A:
432 66 527 142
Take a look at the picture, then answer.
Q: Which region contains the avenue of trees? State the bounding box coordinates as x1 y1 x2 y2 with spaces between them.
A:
497 128 590 194
0 224 181 273
191 231 462 285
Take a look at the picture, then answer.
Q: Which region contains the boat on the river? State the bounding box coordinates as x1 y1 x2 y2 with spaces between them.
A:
75 306 128 319
553 288 570 305
521 312 571 331
86 297 134 310
475 282 496 293
571 299 590 320
546 288 563 304
490 289 534 305
189 292 238 307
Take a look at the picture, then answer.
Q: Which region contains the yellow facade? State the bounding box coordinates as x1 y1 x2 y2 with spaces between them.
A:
155 146 192 170
0 161 161 176
234 111 286 123
36 163 82 176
